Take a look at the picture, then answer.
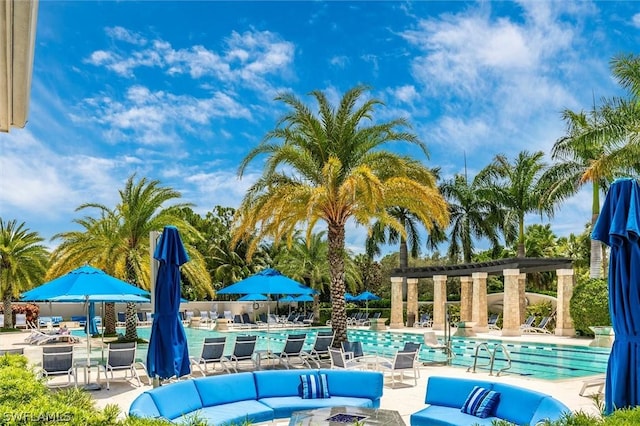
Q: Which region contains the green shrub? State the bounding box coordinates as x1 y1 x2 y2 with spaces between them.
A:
570 278 610 336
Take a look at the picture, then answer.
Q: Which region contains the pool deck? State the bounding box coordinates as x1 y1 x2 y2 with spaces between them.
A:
1 326 606 423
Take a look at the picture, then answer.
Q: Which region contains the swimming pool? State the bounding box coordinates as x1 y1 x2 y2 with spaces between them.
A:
87 327 610 381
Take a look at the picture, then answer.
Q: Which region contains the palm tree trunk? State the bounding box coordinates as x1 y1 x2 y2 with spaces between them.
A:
517 217 526 257
104 302 116 335
399 238 408 299
124 302 138 340
589 183 603 279
328 221 347 347
3 297 13 329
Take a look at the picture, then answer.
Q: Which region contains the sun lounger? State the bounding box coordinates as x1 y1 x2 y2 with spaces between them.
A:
488 313 501 330
301 331 335 368
190 337 229 376
272 333 309 369
378 347 420 387
579 375 605 396
222 335 257 372
523 316 553 334
39 345 76 387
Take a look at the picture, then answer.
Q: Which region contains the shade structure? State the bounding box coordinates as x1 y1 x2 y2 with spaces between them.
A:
354 291 381 301
293 294 314 302
147 226 191 380
345 293 356 301
238 293 269 301
278 295 296 302
592 178 640 414
218 269 313 345
21 264 149 389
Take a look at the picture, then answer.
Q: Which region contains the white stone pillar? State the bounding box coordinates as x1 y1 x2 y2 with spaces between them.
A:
390 277 404 329
407 278 419 326
432 275 448 330
471 273 488 332
502 269 522 336
460 276 473 322
556 269 576 336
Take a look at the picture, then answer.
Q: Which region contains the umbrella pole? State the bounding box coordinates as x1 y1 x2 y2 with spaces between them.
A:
83 297 101 391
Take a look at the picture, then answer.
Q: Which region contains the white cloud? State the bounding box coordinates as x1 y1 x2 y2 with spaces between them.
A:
105 26 147 46
330 55 349 68
633 13 640 28
389 85 418 104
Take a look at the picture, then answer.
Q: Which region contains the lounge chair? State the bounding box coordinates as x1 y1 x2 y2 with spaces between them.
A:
223 335 257 373
26 329 80 345
520 315 536 331
223 311 233 323
414 313 432 328
341 341 364 359
39 345 76 387
301 330 335 368
580 374 605 396
241 313 257 328
328 348 363 370
0 348 24 355
116 312 126 327
272 333 309 369
523 316 553 334
488 313 501 330
15 313 28 329
190 337 229 376
183 311 194 326
99 342 147 390
361 312 381 326
378 347 420 387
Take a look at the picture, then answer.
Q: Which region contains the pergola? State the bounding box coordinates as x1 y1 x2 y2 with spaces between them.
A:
390 257 576 336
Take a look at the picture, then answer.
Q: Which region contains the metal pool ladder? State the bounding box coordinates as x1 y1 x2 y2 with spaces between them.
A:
467 342 512 376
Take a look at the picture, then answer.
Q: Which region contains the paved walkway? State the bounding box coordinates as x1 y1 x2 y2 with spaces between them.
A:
1 326 606 423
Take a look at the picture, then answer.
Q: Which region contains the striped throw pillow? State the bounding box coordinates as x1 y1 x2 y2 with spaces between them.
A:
300 373 330 399
460 386 500 418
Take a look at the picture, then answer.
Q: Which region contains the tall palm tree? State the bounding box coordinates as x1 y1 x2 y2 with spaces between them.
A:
477 151 555 257
233 86 449 344
49 175 213 340
0 220 49 328
440 173 505 263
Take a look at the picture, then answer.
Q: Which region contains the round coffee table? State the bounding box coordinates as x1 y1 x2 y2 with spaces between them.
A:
289 406 405 425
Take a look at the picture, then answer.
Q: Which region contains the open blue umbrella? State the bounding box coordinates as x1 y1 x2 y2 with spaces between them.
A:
147 226 190 380
345 292 356 301
238 293 269 301
21 264 149 389
592 178 640 414
354 291 381 313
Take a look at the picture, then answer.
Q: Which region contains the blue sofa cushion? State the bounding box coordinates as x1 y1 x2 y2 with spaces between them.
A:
147 380 203 420
426 376 494 408
195 400 274 426
300 373 330 399
460 386 500 418
411 406 497 426
492 383 545 425
259 396 375 419
194 372 257 406
318 369 383 402
255 369 316 398
128 393 161 419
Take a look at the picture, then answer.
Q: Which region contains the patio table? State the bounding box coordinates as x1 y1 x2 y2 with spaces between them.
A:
289 406 405 425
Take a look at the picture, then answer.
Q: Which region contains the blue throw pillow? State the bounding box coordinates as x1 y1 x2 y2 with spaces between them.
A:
460 386 500 418
300 373 330 399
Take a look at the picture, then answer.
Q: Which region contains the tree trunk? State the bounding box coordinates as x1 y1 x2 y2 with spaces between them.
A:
328 221 347 347
104 302 116 335
124 302 138 340
517 216 525 257
399 238 408 300
589 183 602 279
3 297 13 329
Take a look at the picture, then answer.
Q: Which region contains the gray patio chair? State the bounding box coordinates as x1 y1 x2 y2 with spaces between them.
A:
378 348 420 387
222 335 257 372
341 341 364 359
488 313 501 330
328 348 362 370
99 342 145 390
190 337 229 376
523 316 553 334
40 345 75 387
273 333 309 369
302 330 335 367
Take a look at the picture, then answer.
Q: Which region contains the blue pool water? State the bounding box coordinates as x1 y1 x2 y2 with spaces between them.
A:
83 327 610 380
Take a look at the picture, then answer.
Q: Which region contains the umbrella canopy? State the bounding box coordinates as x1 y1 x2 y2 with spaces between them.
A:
147 226 191 380
345 292 356 301
238 293 269 301
217 268 314 296
21 264 149 388
354 291 381 301
278 295 296 302
293 294 314 302
592 178 640 414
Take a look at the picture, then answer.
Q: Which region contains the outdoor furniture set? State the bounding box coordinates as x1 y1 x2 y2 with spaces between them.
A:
129 368 383 425
410 376 570 426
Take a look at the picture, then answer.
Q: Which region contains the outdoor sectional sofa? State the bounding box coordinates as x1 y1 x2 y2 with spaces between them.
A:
410 376 570 426
129 368 383 425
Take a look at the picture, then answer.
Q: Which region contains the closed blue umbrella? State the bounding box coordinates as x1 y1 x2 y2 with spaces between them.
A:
147 226 190 380
592 178 640 414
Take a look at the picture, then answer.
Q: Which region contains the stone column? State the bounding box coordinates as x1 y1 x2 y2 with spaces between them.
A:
555 269 576 336
407 278 419 325
460 276 473 322
519 273 527 323
390 277 404 329
502 269 522 336
471 273 488 332
432 275 447 330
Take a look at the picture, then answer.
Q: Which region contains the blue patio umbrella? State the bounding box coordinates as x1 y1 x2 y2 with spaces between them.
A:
345 292 356 301
21 264 149 389
238 293 269 301
293 294 314 314
147 226 191 380
592 178 640 414
354 291 381 313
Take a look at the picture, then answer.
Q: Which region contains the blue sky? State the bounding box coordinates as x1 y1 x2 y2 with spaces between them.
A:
1 1 638 256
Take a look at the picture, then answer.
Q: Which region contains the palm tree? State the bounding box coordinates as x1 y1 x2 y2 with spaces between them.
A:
233 86 449 344
0 220 49 328
49 175 213 339
477 151 555 257
440 173 506 263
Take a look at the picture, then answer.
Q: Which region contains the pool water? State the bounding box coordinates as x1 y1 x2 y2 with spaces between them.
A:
83 327 610 381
